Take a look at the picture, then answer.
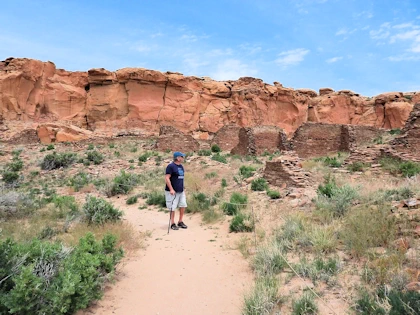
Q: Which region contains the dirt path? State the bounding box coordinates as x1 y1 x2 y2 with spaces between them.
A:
82 203 253 315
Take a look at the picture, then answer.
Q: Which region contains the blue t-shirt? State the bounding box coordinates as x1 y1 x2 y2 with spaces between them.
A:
165 162 185 192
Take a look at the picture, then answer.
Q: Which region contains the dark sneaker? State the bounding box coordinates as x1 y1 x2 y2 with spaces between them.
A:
171 223 179 230
178 222 188 229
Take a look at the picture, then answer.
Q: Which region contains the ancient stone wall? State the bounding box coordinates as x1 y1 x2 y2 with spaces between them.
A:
231 126 288 156
263 154 311 188
349 125 386 147
391 103 420 156
211 124 241 151
292 123 345 158
155 126 199 153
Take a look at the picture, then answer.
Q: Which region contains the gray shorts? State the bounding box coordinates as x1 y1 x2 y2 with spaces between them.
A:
165 191 187 211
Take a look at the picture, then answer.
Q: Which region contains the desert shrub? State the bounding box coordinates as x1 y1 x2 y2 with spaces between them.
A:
252 242 286 277
204 172 217 179
0 233 123 315
316 182 358 217
1 171 19 184
0 190 38 218
399 161 420 177
110 170 139 196
239 165 256 178
52 195 79 218
138 151 153 162
211 144 221 153
267 190 280 199
222 192 248 215
87 144 94 150
211 153 228 164
46 144 55 150
41 152 77 170
274 216 305 243
243 276 279 315
389 128 401 135
126 195 138 205
341 206 396 257
85 150 104 165
83 196 122 225
229 212 254 232
221 178 227 188
38 226 58 240
316 174 337 198
374 187 414 203
347 162 370 172
198 149 212 156
293 256 340 285
5 157 23 172
146 191 166 207
292 292 318 315
186 192 211 213
251 178 268 191
67 172 90 192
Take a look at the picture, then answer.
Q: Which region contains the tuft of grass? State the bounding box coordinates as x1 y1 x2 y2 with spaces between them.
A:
202 208 223 224
347 162 370 172
145 191 166 208
109 171 139 196
67 172 90 192
239 165 256 178
294 256 340 285
198 149 212 156
126 195 138 205
267 190 280 199
186 192 212 213
292 292 318 315
211 153 228 164
308 225 338 254
341 206 396 257
204 172 218 179
85 150 104 165
252 242 287 277
379 157 420 178
243 276 279 315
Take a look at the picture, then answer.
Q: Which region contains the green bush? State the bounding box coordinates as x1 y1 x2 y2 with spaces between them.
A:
0 233 123 315
211 144 221 153
389 128 401 135
379 157 420 177
1 170 19 184
253 242 286 276
68 172 90 192
222 192 248 215
126 195 138 205
186 192 211 213
52 195 79 218
317 174 337 198
243 276 279 315
46 144 55 150
267 190 280 199
198 149 212 156
41 152 77 170
87 144 94 150
229 212 254 232
316 185 358 217
399 161 420 177
146 191 166 207
138 151 153 162
251 178 268 191
83 196 122 225
110 171 139 196
86 150 104 165
221 178 227 188
347 162 369 172
204 172 217 179
239 165 256 178
5 157 23 172
211 153 227 164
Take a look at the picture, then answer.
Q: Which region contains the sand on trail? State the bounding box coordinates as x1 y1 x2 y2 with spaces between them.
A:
80 201 253 315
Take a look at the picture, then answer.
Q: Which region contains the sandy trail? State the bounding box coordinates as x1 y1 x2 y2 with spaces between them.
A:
82 203 252 315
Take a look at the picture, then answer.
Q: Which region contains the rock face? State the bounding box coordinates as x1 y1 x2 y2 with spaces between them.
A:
211 124 241 151
0 57 418 141
155 126 199 153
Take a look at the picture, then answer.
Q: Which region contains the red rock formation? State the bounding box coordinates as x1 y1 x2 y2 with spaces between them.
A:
0 57 417 142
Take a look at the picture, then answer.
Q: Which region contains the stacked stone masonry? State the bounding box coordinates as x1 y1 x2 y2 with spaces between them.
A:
263 153 312 188
211 124 241 151
292 122 387 158
231 126 289 156
155 125 199 153
391 103 420 157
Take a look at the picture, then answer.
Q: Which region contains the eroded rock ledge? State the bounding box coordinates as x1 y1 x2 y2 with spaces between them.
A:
1 57 419 142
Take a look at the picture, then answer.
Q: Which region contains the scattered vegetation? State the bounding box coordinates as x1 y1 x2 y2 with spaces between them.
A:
379 156 420 177
83 195 123 225
222 192 247 215
251 178 268 191
41 152 78 170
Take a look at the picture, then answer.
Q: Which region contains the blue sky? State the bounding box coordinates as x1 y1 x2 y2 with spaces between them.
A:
1 0 420 96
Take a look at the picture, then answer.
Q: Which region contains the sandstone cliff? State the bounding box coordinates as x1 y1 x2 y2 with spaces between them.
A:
1 57 418 141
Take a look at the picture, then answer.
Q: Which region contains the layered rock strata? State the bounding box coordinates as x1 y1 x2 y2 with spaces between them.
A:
1 57 418 142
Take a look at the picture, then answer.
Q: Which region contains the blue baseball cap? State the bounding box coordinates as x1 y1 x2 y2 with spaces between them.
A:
173 151 185 159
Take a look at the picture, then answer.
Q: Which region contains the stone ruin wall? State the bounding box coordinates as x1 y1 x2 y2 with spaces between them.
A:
230 126 288 156
155 126 199 153
292 123 387 158
391 103 420 157
210 124 241 151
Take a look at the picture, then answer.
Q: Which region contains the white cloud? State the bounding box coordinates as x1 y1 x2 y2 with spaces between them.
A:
210 59 258 80
180 34 198 42
355 11 373 19
393 23 418 29
388 54 420 61
369 28 390 40
390 29 420 43
336 28 357 36
132 44 152 53
150 32 163 38
326 56 343 63
239 43 262 55
275 48 309 67
207 49 233 57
